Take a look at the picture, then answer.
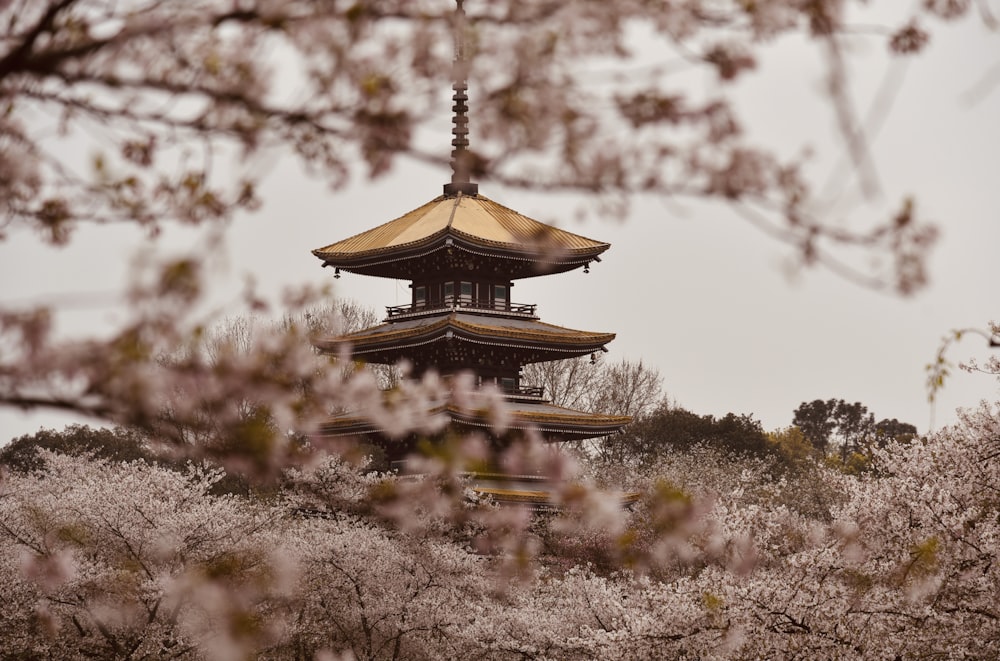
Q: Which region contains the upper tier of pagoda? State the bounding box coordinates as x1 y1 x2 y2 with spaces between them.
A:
312 192 610 280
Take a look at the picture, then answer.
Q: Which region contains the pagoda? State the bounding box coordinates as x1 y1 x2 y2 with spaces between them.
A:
310 1 630 503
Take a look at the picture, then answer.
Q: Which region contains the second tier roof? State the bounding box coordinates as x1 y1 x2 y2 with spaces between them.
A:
314 312 614 363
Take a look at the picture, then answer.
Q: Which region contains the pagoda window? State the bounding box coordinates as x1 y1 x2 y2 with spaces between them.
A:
500 376 516 393
413 285 427 309
493 284 509 310
460 281 473 304
444 281 455 304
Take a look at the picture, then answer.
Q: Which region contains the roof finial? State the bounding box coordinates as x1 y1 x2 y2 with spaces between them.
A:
444 0 478 196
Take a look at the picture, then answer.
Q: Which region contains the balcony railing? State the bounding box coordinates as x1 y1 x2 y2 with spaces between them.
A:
504 385 545 399
385 299 537 320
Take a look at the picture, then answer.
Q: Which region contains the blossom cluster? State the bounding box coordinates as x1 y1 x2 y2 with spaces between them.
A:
2 401 998 659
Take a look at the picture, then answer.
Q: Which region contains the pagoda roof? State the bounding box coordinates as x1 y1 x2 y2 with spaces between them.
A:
468 473 642 509
315 399 631 442
468 485 641 509
312 193 610 279
313 312 614 361
450 400 631 438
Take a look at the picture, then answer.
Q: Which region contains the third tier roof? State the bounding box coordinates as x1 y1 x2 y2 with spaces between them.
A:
312 192 610 279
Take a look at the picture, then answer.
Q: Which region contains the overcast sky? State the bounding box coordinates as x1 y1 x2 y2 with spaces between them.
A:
1 8 997 442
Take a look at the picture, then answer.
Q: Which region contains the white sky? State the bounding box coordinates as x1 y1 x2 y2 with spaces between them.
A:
1 8 998 442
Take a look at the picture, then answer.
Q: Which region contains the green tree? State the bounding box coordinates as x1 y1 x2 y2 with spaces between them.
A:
2 424 259 496
792 398 915 461
766 426 820 469
792 399 840 453
1 424 151 473
833 400 875 462
874 418 918 448
608 404 770 465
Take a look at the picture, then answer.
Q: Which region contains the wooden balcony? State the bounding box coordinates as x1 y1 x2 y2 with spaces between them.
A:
505 385 545 400
385 299 538 321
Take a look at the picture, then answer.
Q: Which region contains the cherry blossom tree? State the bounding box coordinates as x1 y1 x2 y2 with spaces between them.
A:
3 403 1000 659
1 0 956 288
0 451 484 660
285 517 482 660
0 452 293 659
927 320 1000 402
442 404 999 659
2 3 999 657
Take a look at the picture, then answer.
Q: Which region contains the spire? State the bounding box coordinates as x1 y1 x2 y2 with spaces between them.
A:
443 0 478 196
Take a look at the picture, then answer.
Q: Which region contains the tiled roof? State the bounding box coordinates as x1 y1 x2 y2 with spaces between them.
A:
316 398 631 439
469 487 641 508
312 193 609 262
497 401 632 427
314 312 615 353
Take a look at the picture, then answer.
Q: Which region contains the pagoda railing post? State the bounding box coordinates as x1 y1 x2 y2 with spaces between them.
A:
385 300 538 320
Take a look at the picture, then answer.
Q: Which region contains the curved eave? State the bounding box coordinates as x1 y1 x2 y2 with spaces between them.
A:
311 194 610 279
471 488 552 505
448 404 631 438
313 233 608 279
314 315 615 356
313 417 381 437
471 487 642 508
315 404 631 440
